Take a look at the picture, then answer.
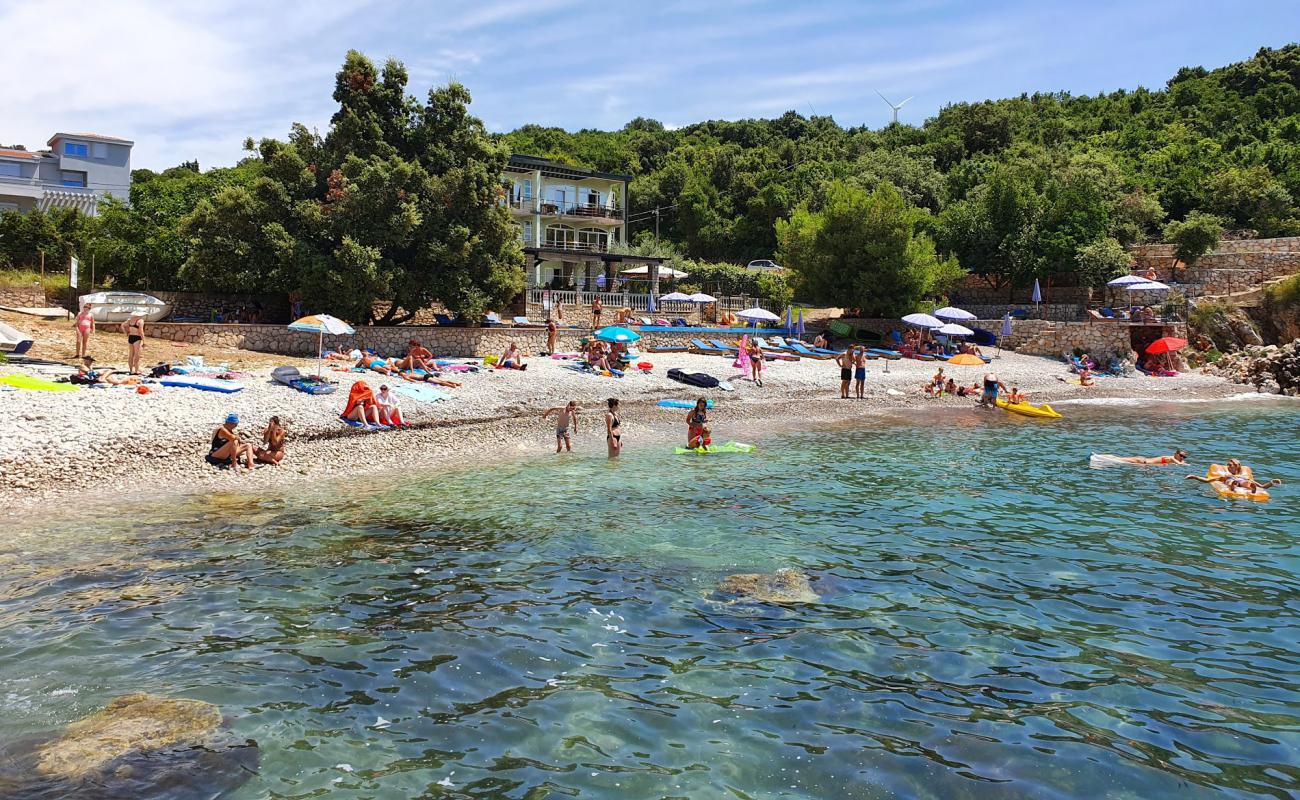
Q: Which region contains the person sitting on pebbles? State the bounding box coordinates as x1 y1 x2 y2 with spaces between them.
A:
255 416 287 465
498 341 527 370
207 413 256 470
375 384 409 427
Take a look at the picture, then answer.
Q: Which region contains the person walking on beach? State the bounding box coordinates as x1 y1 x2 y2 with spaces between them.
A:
542 401 581 453
746 338 764 386
255 417 287 465
545 317 558 356
590 297 603 329
605 398 623 458
121 313 145 375
979 372 1008 408
835 348 853 399
853 346 869 399
73 303 94 359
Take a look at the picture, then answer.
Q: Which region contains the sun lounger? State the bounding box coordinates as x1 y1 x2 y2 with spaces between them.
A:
513 316 535 326
672 318 689 327
647 343 690 353
689 338 729 355
484 312 503 326
785 341 836 360
753 337 800 361
708 339 739 354
866 348 902 359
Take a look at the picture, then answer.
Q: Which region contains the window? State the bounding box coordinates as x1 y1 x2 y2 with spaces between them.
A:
92 142 108 158
520 179 532 199
0 162 20 178
61 170 87 188
545 224 574 248
63 142 88 157
577 227 608 252
518 221 533 245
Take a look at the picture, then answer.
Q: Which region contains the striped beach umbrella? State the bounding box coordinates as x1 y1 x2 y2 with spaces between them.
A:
288 314 355 377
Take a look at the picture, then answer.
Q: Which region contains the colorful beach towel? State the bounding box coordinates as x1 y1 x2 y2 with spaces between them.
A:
394 384 449 403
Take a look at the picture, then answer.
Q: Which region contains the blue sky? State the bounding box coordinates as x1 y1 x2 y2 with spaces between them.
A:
3 0 1298 170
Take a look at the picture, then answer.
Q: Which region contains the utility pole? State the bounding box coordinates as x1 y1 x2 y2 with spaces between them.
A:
654 207 660 243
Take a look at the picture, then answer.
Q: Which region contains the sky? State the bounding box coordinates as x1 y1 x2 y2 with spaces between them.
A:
3 0 1298 171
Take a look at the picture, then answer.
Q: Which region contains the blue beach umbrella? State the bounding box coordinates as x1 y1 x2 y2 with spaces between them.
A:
594 326 640 343
997 312 1012 357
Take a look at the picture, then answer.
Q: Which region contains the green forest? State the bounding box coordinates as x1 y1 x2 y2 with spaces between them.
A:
2 44 1298 320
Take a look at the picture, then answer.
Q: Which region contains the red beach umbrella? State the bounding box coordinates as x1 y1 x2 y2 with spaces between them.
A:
1146 337 1187 355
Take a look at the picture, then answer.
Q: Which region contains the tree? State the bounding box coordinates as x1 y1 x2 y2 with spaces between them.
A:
182 51 523 323
1075 237 1131 287
777 181 963 316
934 169 1038 290
1164 211 1226 266
1203 166 1298 236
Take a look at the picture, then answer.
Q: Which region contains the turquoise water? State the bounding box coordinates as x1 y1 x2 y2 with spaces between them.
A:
2 400 1299 798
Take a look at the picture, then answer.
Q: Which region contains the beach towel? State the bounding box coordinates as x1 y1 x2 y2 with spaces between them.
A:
0 374 80 392
342 380 376 419
394 384 449 403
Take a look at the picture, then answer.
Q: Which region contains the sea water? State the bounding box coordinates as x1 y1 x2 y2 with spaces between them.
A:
1 400 1298 799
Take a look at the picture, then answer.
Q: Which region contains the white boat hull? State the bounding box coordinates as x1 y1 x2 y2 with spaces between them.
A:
0 321 34 354
78 292 171 323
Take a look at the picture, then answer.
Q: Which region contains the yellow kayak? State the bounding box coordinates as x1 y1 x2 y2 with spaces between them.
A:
995 398 1062 419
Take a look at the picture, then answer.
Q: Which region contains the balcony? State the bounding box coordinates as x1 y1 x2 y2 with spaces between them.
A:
503 195 623 222
537 238 611 254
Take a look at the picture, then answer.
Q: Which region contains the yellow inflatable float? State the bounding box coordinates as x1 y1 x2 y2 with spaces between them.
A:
1205 464 1270 502
995 398 1062 419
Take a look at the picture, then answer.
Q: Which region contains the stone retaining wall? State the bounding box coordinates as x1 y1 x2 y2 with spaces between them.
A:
0 286 50 308
1129 236 1300 296
95 322 780 359
835 317 1186 360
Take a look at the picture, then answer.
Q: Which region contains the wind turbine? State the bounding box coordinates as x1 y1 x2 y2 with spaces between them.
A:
875 89 914 124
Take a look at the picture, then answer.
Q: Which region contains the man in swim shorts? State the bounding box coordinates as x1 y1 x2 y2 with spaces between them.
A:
835 348 854 399
979 372 1007 407
541 401 580 452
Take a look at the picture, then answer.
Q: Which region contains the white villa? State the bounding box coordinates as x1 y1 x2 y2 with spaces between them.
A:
0 132 133 216
501 154 664 293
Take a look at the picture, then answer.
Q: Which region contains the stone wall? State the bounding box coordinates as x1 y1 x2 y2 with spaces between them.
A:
0 286 50 308
1129 236 1300 296
833 317 1186 361
98 322 777 359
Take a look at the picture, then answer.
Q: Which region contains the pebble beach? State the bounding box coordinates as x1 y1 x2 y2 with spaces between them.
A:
0 310 1247 514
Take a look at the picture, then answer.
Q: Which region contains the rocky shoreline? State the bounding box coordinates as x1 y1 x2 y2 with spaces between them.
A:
1205 339 1300 395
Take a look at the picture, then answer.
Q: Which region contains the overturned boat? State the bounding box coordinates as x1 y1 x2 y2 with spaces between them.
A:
77 292 171 323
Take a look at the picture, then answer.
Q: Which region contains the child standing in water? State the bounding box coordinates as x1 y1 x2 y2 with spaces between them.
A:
542 401 581 453
686 397 710 449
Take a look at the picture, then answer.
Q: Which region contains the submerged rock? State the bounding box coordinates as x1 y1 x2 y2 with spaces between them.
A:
0 694 257 800
718 568 820 604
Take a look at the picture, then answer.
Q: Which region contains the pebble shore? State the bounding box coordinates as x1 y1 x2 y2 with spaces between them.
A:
0 330 1245 516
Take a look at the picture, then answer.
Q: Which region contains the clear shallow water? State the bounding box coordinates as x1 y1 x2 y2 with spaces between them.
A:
2 401 1299 799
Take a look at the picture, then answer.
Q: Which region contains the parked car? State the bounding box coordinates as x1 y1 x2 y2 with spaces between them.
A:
746 259 782 271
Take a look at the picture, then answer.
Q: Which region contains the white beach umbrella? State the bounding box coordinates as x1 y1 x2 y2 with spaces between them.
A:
687 292 717 303
621 264 690 279
659 291 692 302
1126 280 1170 291
936 323 974 336
737 307 781 323
1107 275 1150 287
901 312 943 328
933 306 976 321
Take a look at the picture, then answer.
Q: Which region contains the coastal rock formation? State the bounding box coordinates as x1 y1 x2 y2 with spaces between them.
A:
37 694 223 778
718 568 820 604
0 694 257 800
1207 340 1300 395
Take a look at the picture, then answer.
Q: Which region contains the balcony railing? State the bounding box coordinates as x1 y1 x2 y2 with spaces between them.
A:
527 289 780 314
533 238 611 253
503 196 623 220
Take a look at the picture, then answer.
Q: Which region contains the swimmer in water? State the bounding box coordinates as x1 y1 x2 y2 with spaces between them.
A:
1110 449 1188 465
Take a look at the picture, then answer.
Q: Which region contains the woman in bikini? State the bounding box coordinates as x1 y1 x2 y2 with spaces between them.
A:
255 416 287 465
605 397 623 458
1113 449 1188 465
73 303 94 359
686 397 709 449
746 339 764 386
208 414 256 470
121 313 145 375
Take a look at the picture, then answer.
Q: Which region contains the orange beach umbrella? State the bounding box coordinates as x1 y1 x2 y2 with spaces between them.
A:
947 354 985 365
